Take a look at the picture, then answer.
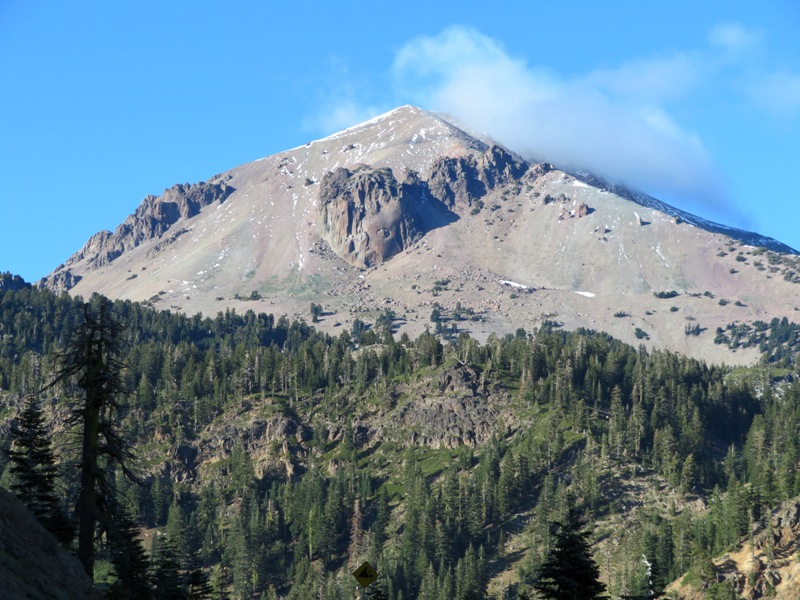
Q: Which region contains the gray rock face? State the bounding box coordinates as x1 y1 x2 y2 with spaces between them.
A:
94 181 235 268
42 180 234 290
318 167 424 269
427 155 485 211
427 145 528 212
399 395 498 449
0 488 92 600
317 145 530 269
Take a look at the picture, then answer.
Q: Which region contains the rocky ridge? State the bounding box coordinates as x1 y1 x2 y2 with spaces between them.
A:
45 180 234 291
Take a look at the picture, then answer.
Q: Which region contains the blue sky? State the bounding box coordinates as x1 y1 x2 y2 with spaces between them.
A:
2 1 799 282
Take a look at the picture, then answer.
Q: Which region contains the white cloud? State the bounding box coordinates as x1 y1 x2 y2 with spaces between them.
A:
748 71 800 117
709 23 760 55
585 53 702 103
307 22 797 225
392 27 728 212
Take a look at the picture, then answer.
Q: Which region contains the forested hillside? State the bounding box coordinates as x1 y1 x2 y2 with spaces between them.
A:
1 273 799 598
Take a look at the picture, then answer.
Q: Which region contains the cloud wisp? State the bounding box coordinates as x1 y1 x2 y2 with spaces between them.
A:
392 26 729 216
310 23 799 226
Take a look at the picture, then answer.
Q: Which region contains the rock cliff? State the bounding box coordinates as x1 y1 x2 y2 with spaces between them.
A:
43 180 233 291
427 144 528 212
0 488 92 600
317 166 424 269
669 497 800 599
317 145 530 269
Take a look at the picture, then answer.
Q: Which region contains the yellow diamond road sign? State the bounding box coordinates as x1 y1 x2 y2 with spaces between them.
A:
352 561 378 588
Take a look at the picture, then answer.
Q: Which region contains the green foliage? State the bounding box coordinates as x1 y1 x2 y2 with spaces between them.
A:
8 395 74 544
714 317 800 365
533 504 607 599
309 302 322 323
2 282 800 598
684 323 702 336
48 298 136 578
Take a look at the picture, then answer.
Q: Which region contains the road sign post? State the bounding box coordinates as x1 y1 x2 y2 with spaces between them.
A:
352 560 378 599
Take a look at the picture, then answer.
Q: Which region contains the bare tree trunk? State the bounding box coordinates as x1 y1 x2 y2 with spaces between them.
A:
77 395 100 579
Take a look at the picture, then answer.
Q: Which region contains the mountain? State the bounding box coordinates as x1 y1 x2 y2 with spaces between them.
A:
41 105 800 364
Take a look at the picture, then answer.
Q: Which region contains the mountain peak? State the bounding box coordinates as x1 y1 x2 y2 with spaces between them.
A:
308 105 498 174
40 104 800 365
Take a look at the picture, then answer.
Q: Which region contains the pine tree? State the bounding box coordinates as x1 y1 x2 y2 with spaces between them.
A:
107 510 152 600
47 298 138 579
533 505 607 599
150 534 187 600
8 394 73 544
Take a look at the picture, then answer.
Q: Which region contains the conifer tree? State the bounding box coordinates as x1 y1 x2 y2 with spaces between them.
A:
107 509 152 600
150 534 187 600
8 394 73 544
533 504 607 599
47 298 138 579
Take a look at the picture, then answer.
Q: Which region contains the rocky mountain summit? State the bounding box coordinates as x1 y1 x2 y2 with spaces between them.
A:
41 105 800 364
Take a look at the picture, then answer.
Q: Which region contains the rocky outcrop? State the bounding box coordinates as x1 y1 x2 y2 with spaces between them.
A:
427 156 486 211
387 363 501 449
477 144 528 189
42 180 234 290
317 145 529 268
669 497 800 599
191 413 308 480
398 395 498 449
427 145 528 212
318 167 424 269
0 488 93 600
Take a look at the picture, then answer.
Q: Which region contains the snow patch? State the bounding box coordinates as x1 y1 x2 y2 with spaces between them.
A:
500 280 528 289
654 245 669 267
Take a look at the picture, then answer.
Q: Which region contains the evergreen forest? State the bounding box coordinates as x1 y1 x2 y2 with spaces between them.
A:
1 273 800 599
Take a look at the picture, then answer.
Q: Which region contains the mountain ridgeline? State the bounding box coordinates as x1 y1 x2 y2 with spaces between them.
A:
38 106 800 365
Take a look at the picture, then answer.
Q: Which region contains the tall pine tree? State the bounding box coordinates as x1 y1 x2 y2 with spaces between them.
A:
8 395 73 544
533 504 607 600
47 298 138 579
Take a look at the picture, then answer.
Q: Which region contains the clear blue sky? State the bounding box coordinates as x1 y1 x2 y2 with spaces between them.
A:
2 1 799 282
